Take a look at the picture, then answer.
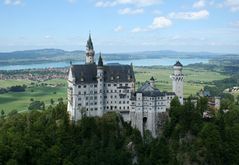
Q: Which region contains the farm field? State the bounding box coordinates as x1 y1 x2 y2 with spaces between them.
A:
134 66 229 96
0 80 67 114
0 66 229 113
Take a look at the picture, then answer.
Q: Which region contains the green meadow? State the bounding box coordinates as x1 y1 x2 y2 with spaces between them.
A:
134 66 228 96
0 66 228 113
0 79 67 114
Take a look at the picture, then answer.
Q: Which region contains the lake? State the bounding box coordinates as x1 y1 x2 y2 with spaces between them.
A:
0 58 209 70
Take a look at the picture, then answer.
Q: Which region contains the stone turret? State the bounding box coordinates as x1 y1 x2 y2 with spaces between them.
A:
85 34 95 64
149 76 155 88
97 53 104 116
170 61 184 104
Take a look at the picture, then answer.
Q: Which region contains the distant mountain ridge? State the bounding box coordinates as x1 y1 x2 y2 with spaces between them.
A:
0 48 235 65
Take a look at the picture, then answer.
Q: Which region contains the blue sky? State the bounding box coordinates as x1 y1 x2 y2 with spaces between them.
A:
0 0 239 53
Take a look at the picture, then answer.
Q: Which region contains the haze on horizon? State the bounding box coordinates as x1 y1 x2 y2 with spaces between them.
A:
0 0 239 54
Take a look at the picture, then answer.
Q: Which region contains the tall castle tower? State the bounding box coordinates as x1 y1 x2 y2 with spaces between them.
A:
85 34 95 64
97 53 104 116
171 61 184 104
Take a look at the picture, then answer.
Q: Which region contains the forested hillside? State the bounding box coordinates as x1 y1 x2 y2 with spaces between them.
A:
1 98 239 165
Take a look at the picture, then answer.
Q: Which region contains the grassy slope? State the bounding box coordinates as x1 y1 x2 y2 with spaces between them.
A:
0 80 67 113
0 79 33 88
134 67 228 96
0 67 228 113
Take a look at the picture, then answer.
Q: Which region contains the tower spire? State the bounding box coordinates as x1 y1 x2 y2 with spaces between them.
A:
98 52 103 66
85 33 95 64
86 33 94 50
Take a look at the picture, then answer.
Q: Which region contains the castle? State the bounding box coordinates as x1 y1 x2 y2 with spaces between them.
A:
67 35 184 137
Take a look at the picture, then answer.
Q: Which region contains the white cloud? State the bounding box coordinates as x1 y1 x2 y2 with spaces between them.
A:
118 8 144 15
4 0 22 5
95 1 117 7
44 35 53 39
225 0 239 11
95 0 162 8
118 0 161 6
114 26 124 32
131 17 172 33
149 16 172 29
131 27 148 33
132 16 171 33
193 0 206 8
169 10 209 20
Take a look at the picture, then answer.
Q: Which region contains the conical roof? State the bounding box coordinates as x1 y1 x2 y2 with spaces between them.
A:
98 53 103 66
174 61 183 67
86 34 94 50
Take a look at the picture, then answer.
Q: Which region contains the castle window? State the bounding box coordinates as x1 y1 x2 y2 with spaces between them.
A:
95 108 97 110
119 107 121 110
125 83 128 86
120 84 122 87
86 102 88 105
114 84 117 86
78 97 81 101
86 97 88 100
95 102 97 105
78 103 81 106
94 96 97 99
78 85 81 88
94 84 97 87
108 84 111 87
78 92 81 95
